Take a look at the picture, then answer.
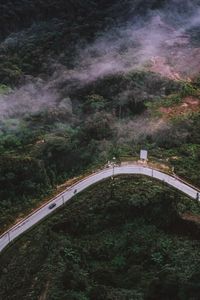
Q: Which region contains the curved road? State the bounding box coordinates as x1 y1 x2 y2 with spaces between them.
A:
0 164 199 253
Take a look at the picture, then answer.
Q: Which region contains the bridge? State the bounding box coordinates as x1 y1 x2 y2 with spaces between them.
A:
0 163 199 253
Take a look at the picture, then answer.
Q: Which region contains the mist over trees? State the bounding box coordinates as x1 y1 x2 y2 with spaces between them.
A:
0 0 200 230
0 1 200 298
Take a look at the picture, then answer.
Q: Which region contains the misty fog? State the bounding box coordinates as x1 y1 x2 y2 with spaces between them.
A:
0 0 200 121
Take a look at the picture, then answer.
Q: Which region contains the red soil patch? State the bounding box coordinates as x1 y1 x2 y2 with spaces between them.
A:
159 96 200 118
150 56 181 80
149 33 200 81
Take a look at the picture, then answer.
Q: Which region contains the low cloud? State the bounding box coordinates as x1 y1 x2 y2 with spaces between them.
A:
0 79 58 120
1 0 200 121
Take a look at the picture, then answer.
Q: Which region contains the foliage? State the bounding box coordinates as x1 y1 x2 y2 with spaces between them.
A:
0 1 200 297
0 178 200 299
0 74 200 230
0 84 11 94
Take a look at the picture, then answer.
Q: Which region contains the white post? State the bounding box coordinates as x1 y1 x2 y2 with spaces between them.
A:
8 231 10 243
112 157 116 178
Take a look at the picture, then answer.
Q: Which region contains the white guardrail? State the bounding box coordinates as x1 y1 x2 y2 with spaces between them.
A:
0 164 200 253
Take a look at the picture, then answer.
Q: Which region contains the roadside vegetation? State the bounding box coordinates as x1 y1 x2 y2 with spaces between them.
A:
1 70 200 231
1 177 200 300
1 1 200 298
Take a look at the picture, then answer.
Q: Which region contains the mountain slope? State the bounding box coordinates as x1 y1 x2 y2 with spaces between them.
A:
1 177 200 300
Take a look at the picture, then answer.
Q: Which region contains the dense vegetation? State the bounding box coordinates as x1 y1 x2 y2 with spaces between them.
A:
1 177 200 300
1 0 200 298
1 0 200 83
0 0 169 39
1 69 200 231
0 0 167 82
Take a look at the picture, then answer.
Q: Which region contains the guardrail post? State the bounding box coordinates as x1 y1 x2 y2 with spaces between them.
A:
8 231 10 243
1 163 200 254
196 192 199 203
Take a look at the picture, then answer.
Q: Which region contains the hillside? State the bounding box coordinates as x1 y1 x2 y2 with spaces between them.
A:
1 177 200 300
0 0 200 299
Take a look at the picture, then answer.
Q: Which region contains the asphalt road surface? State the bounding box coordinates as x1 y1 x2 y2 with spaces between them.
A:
0 164 199 253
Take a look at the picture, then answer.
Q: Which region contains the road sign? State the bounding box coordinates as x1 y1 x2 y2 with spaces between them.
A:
140 150 148 161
